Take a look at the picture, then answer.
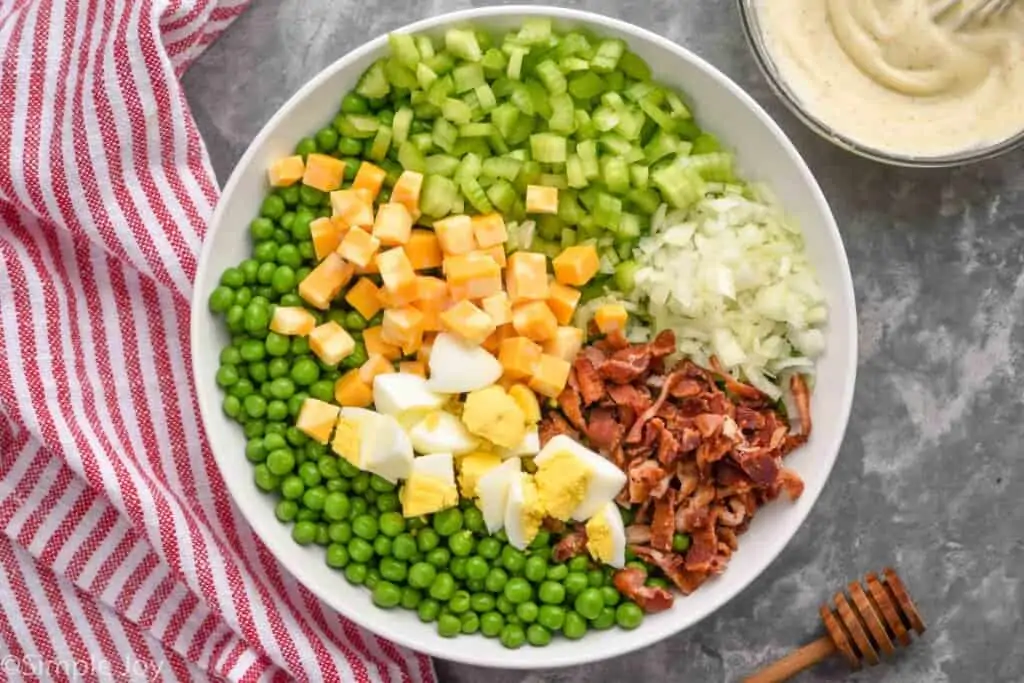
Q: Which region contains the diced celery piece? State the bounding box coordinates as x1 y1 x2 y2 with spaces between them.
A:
558 190 583 224
461 177 494 213
601 156 630 194
652 163 706 209
398 141 427 173
561 228 578 249
594 193 622 230
614 259 639 293
629 164 649 189
411 132 433 152
388 34 420 70
591 39 625 73
618 51 652 81
416 62 438 90
525 80 552 119
356 60 390 99
676 119 703 141
510 84 534 116
548 93 576 134
442 98 473 125
576 140 600 180
487 133 509 155
415 35 436 60
568 71 605 100
481 48 508 75
515 160 542 192
560 57 590 72
566 155 588 189
475 84 497 111
453 138 491 158
451 196 465 214
624 81 659 102
616 107 646 140
538 173 568 189
644 130 689 163
425 154 460 177
613 240 633 263
666 91 692 118
598 133 633 156
507 149 529 162
691 133 722 155
413 103 440 120
531 237 562 259
486 179 517 213
537 214 563 240
536 60 567 95
616 212 643 240
455 153 483 184
420 174 460 217
627 187 662 215
446 28 483 62
482 156 522 181
427 75 454 108
432 117 458 153
490 103 520 140
461 91 483 121
507 47 527 80
517 18 552 45
677 152 734 182
530 133 567 164
425 52 455 76
392 108 413 145
592 106 619 132
385 60 417 89
453 63 485 93
380 160 403 187
459 122 495 138
338 114 379 139
557 32 592 58
574 110 596 139
601 92 626 112
578 186 600 211
604 71 625 93
638 95 677 132
507 115 535 146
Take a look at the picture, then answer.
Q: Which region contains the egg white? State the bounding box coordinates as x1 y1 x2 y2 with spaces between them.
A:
426 333 503 394
408 411 480 455
586 501 627 569
339 407 413 483
504 473 542 550
498 425 541 459
534 434 627 521
475 457 521 533
372 373 445 417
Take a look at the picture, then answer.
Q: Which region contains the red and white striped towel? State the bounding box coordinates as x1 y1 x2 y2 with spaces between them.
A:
0 1 435 680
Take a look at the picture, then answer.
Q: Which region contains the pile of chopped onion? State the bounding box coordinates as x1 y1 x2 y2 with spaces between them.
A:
623 188 827 399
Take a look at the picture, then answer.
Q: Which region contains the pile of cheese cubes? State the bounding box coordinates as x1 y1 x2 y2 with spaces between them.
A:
266 152 608 406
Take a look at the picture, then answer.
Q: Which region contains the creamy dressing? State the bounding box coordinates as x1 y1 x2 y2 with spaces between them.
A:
756 0 1024 157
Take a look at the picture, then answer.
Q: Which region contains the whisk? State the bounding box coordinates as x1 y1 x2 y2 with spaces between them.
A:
931 0 1018 29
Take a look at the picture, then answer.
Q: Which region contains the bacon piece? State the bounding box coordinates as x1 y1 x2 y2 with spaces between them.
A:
625 524 652 545
625 370 681 443
601 346 652 384
631 546 707 595
675 484 715 532
709 356 766 404
648 329 676 358
542 517 567 534
539 412 578 446
790 373 812 437
650 492 677 552
694 413 725 438
670 378 703 398
607 382 651 414
612 567 674 613
627 459 666 504
734 405 765 431
732 447 780 485
676 426 701 454
595 329 630 353
552 529 588 562
684 527 719 573
777 467 805 501
557 386 587 432
715 497 746 527
574 355 607 405
655 421 681 466
586 407 623 452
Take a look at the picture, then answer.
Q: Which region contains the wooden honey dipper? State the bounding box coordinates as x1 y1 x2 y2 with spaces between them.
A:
743 568 926 683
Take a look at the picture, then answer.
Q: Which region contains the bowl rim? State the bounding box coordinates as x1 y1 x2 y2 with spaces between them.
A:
735 0 1024 168
191 4 858 668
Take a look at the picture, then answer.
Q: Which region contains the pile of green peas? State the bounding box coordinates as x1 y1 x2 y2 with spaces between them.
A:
207 88 662 647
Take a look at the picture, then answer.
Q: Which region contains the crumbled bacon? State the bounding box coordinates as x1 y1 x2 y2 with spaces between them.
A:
539 412 577 446
552 529 588 562
612 567 674 612
559 330 812 607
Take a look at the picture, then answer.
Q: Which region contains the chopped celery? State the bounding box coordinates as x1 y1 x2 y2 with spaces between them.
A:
442 98 473 125
392 108 413 145
415 35 435 60
368 126 392 161
461 177 494 213
416 62 438 90
455 153 482 184
388 34 420 70
591 39 625 73
338 114 379 139
453 63 485 93
486 179 517 213
576 140 600 180
627 188 662 215
598 133 633 156
487 133 509 155
459 122 495 137
526 80 553 119
644 130 682 163
601 156 630 194
574 110 597 139
481 48 508 75
474 84 497 111
561 228 578 248
507 115 535 146
618 51 652 81
490 103 520 140
629 164 649 189
410 132 433 152
425 154 460 177
566 155 588 189
538 173 568 189
569 72 605 100
678 152 734 182
594 193 622 230
605 71 625 93
356 60 390 99
385 60 417 89
537 214 563 241
425 52 455 76
665 91 692 118
516 18 552 45
398 141 427 173
613 260 639 293
558 191 583 225
616 212 642 240
615 107 646 140
507 47 526 80
614 239 635 262
548 93 576 134
432 117 458 153
602 92 626 112
420 174 459 217
452 137 491 158
638 95 677 133
536 60 567 95
624 80 659 103
506 219 535 252
530 133 567 164
427 75 454 108
691 133 722 155
445 28 482 62
557 32 592 58
482 156 522 181
510 84 534 116
592 106 619 132
561 57 590 72
652 163 706 209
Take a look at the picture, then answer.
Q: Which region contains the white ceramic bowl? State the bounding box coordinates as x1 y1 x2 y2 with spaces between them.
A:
191 5 858 669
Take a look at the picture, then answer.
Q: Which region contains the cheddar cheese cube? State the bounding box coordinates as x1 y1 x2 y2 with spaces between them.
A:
295 398 340 444
399 360 427 378
526 185 558 214
547 282 582 325
344 277 383 321
441 300 496 346
302 153 346 192
506 252 549 303
471 213 508 248
392 170 424 214
445 252 502 301
309 321 356 365
482 324 514 354
434 215 476 255
477 244 507 268
543 326 584 363
415 275 449 304
481 292 512 326
404 229 444 270
382 306 425 347
335 369 373 407
498 336 543 380
331 189 374 228
364 326 402 361
594 303 628 334
358 354 396 385
269 306 317 336
268 155 305 187
529 354 572 398
337 227 381 268
352 161 387 201
298 253 354 310
511 301 558 342
552 245 600 286
310 216 346 261
377 247 418 305
373 203 413 246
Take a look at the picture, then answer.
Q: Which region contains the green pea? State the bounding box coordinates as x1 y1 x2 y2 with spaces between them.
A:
270 266 295 294
600 586 621 607
349 497 368 517
587 569 605 588
432 507 463 537
223 394 242 419
295 137 317 158
309 379 335 402
568 555 590 573
341 93 369 114
391 533 417 560
615 601 644 630
417 528 440 553
297 461 321 487
563 611 588 640
447 590 471 615
417 598 440 623
255 286 275 300
369 475 395 493
250 217 275 242
275 499 298 522
467 591 493 613
341 343 368 369
347 537 373 564
243 304 270 335
459 612 480 635
297 240 316 262
241 394 265 419
538 604 565 631
574 587 604 621
341 157 361 181
528 530 551 550
285 358 318 387
317 523 332 546
219 267 244 290
447 530 474 558
209 286 235 313
371 578 403 610
245 439 266 463
373 536 392 557
273 245 300 271
263 433 286 451
485 567 509 594
296 508 318 523
265 400 287 422
526 623 551 646
242 419 265 439
672 533 691 553
480 611 503 637
377 110 394 126
437 614 461 638
515 601 539 624
337 136 362 156
252 464 279 491
279 185 300 207
300 487 325 513
477 537 501 560
216 365 239 388
280 476 303 501
325 543 349 569
364 569 381 591
322 492 350 521
449 557 468 580
238 340 264 363
352 514 378 540
499 623 526 649
464 556 489 582
266 449 295 476
299 185 325 209
457 508 483 536
376 492 400 513
295 266 313 283
377 511 404 538
409 562 437 589
503 578 532 605
344 562 367 585
264 332 290 357
428 572 456 601
292 520 317 545
499 546 524 574
426 548 450 568
523 555 547 583
315 127 339 154
267 358 290 379
564 572 589 598
292 209 314 241
225 305 245 332
538 581 565 605
269 377 295 400
496 595 514 615
260 194 285 220
400 586 422 611
240 259 260 284
592 606 616 630
351 472 370 494
328 521 352 544
326 478 349 493
272 228 291 245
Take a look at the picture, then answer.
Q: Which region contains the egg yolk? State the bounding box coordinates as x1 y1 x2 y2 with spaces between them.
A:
457 451 502 499
585 511 614 565
519 475 545 545
400 475 458 518
535 451 592 520
331 417 362 467
461 386 527 449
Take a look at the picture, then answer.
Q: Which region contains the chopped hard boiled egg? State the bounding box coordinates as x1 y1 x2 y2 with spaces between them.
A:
534 435 627 521
372 373 445 418
332 407 413 483
534 446 592 520
408 410 480 456
461 386 526 449
400 453 459 517
498 425 540 459
457 451 502 499
504 473 545 550
426 333 503 394
475 457 521 533
585 501 627 569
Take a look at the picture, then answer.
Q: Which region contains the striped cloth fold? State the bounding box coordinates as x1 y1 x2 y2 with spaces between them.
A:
0 1 435 681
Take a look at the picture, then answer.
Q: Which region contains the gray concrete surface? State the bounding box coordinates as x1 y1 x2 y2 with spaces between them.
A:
182 1 1024 680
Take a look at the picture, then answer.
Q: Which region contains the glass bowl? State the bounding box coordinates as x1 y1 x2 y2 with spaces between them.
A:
736 0 1024 168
